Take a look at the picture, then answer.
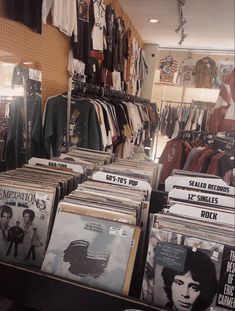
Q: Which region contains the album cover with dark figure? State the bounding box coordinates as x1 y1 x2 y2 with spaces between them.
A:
0 184 54 267
41 210 136 294
141 227 235 311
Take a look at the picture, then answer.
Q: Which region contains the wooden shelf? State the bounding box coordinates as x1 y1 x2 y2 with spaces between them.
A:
0 191 165 310
0 261 161 311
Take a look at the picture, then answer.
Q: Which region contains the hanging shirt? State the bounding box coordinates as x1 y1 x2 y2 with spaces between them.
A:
28 93 43 158
215 60 234 88
91 0 106 51
159 138 185 183
42 0 77 37
68 50 86 78
7 0 42 34
43 95 102 157
114 17 126 73
104 4 116 71
139 49 148 82
209 69 235 134
176 57 195 86
193 56 217 88
112 71 122 91
6 95 42 169
72 0 91 64
159 56 178 84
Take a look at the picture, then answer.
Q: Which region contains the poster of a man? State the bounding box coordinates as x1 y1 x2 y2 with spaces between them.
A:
161 249 218 311
141 227 228 311
0 205 13 252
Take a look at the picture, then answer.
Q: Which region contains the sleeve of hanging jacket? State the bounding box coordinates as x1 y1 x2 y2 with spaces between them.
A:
29 94 43 158
159 138 184 183
209 69 235 134
88 103 103 150
42 0 53 24
43 96 67 158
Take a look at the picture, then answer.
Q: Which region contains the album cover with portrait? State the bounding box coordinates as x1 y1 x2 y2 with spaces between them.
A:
41 208 139 294
141 226 235 311
0 183 54 267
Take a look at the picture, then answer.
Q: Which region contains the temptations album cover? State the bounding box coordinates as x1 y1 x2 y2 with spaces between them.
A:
0 184 54 267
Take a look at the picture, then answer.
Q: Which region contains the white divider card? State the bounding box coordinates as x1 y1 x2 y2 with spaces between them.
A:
165 175 235 196
168 203 235 226
169 189 235 209
92 171 152 199
28 157 84 174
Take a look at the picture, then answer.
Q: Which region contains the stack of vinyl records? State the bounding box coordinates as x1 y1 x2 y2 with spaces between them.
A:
141 170 235 311
29 148 114 179
0 163 83 268
41 180 148 295
61 147 114 165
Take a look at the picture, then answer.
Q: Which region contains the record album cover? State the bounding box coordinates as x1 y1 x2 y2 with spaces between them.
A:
42 210 136 294
0 184 54 267
141 227 235 311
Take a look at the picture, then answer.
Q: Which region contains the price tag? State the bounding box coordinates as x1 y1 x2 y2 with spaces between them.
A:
212 251 219 261
109 227 127 237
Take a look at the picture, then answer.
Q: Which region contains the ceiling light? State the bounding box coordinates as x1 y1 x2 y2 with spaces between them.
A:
149 18 160 24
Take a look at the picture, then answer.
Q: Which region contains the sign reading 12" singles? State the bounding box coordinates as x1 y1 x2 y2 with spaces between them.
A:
169 189 235 208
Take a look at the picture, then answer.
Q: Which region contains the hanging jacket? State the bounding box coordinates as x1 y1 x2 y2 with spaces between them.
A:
209 69 235 134
43 95 102 158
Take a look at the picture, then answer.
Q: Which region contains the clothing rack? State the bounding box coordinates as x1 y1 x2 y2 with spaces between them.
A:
152 100 192 159
71 78 151 105
192 100 215 109
177 130 234 152
160 100 192 107
66 77 151 152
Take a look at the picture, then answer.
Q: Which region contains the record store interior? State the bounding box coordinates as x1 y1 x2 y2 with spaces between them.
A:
0 0 234 310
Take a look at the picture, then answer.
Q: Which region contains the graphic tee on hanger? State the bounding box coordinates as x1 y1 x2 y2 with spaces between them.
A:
176 57 196 87
193 56 217 88
159 56 178 84
91 0 106 51
215 60 234 88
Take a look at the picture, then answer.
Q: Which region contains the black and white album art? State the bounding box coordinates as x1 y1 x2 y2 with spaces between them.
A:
42 211 135 293
141 229 235 311
63 239 110 278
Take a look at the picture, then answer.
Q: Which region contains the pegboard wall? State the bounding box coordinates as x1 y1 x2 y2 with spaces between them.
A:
0 0 144 105
0 0 70 104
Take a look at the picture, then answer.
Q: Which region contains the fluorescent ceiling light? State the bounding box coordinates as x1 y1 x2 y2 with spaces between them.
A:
149 18 160 23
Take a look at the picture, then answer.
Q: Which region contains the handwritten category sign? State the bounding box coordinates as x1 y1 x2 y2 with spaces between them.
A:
28 157 83 174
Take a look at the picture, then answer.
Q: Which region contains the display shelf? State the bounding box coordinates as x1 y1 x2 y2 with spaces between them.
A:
0 262 161 311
